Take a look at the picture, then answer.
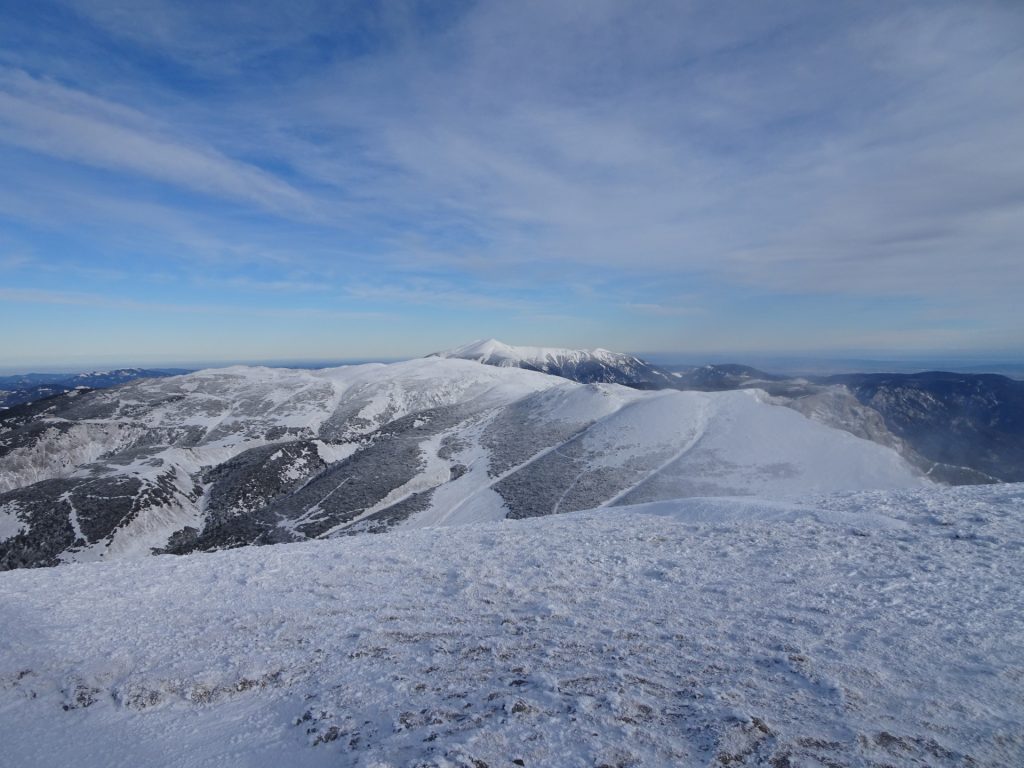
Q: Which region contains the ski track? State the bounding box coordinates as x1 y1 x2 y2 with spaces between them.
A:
600 398 712 508
431 393 645 523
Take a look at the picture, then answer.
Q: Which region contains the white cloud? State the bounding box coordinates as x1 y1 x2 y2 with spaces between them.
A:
235 0 1023 301
0 287 385 320
0 70 313 216
11 2 1024 302
2 1 1022 356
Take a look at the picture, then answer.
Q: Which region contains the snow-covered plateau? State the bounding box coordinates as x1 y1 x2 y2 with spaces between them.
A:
1 483 1022 766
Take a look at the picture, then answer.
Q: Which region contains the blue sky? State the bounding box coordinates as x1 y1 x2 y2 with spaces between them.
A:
1 0 1022 368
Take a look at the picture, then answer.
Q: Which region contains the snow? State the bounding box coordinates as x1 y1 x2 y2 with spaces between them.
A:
406 417 511 528
510 380 635 424
656 389 926 496
399 384 925 528
2 358 933 564
0 358 558 497
1 483 1022 767
322 430 455 535
433 338 637 368
313 440 358 464
629 495 912 531
0 502 26 540
0 422 146 493
57 462 205 565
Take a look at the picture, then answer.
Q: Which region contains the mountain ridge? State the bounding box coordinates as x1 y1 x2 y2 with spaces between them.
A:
430 338 680 388
432 340 1024 483
0 368 190 410
0 357 925 570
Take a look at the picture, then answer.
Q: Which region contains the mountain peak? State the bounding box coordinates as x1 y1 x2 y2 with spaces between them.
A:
434 339 628 362
430 339 680 388
444 338 517 358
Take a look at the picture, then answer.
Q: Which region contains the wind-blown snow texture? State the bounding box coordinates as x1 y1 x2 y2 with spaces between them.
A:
1 484 1021 767
0 358 926 569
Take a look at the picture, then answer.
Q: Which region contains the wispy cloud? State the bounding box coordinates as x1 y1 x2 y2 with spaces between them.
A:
0 69 313 216
0 1 1021 361
0 287 386 320
624 303 704 318
344 280 544 313
0 251 34 271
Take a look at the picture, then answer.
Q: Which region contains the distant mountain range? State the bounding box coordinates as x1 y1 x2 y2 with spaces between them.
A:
1 341 1020 571
431 338 679 388
435 341 1024 484
0 355 923 570
0 369 191 409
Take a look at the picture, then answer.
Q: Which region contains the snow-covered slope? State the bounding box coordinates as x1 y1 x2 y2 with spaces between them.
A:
430 347 982 483
671 366 1024 484
1 483 1020 767
431 338 680 388
0 358 929 569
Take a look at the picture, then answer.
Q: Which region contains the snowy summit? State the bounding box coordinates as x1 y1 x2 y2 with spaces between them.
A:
430 339 680 388
433 339 626 368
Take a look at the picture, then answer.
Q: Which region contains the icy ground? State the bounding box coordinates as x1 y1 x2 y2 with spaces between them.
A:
1 483 1022 767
